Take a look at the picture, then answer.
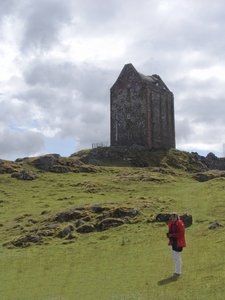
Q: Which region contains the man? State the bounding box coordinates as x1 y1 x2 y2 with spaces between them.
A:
166 213 186 277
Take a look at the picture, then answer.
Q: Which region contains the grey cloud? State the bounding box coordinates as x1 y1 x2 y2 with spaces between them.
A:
0 128 45 160
69 0 125 37
74 0 119 23
15 60 112 144
23 60 115 103
15 86 58 110
0 0 17 18
175 119 193 142
20 0 73 52
24 61 80 88
179 96 225 124
0 96 35 125
128 1 225 74
171 75 225 125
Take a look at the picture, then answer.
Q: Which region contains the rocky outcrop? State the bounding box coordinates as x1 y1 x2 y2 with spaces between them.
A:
7 234 42 247
52 209 89 223
193 171 225 182
4 204 142 247
30 154 96 173
3 202 194 248
32 154 61 171
11 170 37 180
2 148 225 176
192 152 225 171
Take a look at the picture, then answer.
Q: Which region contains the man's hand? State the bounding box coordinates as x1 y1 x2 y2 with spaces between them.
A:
167 233 173 238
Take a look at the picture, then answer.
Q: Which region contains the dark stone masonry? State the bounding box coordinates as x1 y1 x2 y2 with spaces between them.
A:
110 63 175 150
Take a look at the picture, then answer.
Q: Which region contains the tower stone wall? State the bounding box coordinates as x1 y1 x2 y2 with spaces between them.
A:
110 63 175 150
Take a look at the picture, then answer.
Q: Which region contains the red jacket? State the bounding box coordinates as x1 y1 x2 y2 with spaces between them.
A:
168 219 186 247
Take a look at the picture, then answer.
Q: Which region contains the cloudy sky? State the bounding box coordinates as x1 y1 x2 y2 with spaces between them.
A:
1 0 225 160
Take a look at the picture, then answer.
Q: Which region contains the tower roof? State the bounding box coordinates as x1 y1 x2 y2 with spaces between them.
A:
111 63 171 92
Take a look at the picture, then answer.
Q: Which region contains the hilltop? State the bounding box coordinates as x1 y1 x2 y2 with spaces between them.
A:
1 146 225 180
1 147 225 299
1 147 225 249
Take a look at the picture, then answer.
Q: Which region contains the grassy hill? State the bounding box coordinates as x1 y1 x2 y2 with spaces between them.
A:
0 148 225 300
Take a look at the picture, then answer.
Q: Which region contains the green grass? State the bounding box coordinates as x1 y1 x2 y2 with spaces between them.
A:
1 164 225 300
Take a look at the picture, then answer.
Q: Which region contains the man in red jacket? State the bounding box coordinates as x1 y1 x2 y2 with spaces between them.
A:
167 213 186 277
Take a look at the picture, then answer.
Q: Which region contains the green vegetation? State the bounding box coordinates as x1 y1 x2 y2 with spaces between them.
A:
0 149 225 299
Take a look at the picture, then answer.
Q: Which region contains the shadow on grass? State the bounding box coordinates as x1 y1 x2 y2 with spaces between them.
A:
157 276 179 285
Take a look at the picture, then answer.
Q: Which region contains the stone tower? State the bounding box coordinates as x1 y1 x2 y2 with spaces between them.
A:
110 63 175 149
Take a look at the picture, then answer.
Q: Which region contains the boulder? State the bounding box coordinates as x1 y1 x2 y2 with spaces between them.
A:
32 154 60 171
180 213 192 227
155 212 192 227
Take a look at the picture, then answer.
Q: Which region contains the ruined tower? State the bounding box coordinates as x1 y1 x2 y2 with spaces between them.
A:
110 63 175 149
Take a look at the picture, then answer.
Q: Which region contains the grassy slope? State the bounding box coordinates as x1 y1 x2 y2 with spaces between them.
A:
1 159 225 299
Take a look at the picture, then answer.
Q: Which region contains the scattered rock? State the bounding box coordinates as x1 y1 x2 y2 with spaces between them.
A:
43 224 59 230
36 230 54 237
9 234 42 247
111 207 139 218
58 225 74 238
122 216 131 224
52 209 88 223
155 213 171 222
3 203 192 248
66 233 78 239
96 218 125 231
91 204 105 213
76 224 95 233
208 221 224 229
11 170 37 180
76 219 85 228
